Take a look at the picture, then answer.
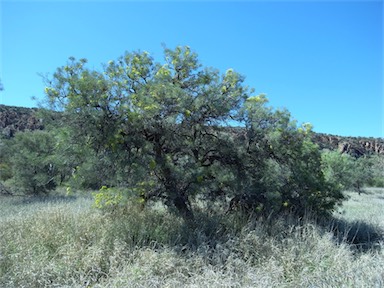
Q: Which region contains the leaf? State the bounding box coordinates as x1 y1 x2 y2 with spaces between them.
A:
149 159 156 170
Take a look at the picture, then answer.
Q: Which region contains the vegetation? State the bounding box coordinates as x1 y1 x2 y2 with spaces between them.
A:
321 150 374 194
1 46 384 286
35 46 347 219
0 46 383 216
0 188 383 287
8 130 59 194
369 155 384 187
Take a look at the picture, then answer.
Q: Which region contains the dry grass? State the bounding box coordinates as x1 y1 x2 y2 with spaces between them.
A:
1 188 384 287
337 188 384 225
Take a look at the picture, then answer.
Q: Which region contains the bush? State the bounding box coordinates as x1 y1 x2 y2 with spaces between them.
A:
369 155 384 187
8 130 58 195
0 136 13 181
321 150 374 193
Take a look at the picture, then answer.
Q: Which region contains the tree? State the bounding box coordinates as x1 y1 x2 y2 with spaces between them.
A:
9 130 58 195
351 156 373 193
321 150 373 194
44 46 345 220
0 136 13 181
321 150 355 191
369 155 384 187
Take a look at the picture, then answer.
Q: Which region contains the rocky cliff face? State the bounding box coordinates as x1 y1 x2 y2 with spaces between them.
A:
0 105 44 138
311 133 384 157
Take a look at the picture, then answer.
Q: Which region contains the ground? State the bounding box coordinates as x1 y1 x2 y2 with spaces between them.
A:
0 188 383 287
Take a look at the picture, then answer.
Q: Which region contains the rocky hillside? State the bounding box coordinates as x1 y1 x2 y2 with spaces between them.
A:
0 105 44 138
0 104 383 157
311 133 384 157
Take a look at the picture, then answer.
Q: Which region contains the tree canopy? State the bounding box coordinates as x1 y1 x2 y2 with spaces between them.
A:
42 46 344 220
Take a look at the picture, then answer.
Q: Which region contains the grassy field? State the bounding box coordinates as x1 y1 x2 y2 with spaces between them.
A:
0 188 383 287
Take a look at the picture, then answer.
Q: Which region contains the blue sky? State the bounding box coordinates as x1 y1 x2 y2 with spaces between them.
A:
1 1 383 137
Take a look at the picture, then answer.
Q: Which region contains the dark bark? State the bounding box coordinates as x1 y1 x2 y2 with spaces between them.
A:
173 195 194 221
150 129 195 222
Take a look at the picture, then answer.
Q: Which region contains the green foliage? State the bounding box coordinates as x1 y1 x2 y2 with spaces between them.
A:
93 186 133 210
322 150 355 191
43 45 345 220
369 155 384 187
352 156 374 192
0 136 13 181
321 150 374 193
236 106 343 217
8 130 58 195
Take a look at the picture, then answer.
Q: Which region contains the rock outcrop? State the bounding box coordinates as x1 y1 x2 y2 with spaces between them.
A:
312 133 384 157
0 105 44 138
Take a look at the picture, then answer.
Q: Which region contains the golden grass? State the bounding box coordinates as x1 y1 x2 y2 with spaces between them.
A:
1 189 383 287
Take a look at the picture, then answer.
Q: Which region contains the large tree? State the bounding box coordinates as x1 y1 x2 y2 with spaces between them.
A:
44 46 344 220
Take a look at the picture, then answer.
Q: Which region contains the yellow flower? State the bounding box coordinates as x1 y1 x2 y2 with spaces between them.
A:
184 109 192 117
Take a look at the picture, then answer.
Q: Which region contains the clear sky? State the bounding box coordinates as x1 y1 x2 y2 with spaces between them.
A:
1 0 383 137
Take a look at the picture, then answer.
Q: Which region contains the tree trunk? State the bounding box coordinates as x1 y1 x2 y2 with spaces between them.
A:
173 195 194 222
151 131 195 222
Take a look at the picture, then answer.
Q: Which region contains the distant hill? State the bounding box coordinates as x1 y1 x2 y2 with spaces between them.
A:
0 104 383 157
0 105 44 138
311 133 384 157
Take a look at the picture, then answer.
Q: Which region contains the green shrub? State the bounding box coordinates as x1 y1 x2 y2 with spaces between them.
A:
8 130 58 195
321 150 374 194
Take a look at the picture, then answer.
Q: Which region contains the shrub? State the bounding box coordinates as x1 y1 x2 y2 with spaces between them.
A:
8 130 58 195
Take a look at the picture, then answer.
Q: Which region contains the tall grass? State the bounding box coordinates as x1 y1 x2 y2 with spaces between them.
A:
1 189 384 287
